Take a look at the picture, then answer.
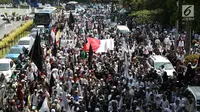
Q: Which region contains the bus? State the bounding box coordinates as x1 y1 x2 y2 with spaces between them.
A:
34 7 56 29
65 1 78 11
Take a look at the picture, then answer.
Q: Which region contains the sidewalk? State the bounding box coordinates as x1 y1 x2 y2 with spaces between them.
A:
0 21 24 39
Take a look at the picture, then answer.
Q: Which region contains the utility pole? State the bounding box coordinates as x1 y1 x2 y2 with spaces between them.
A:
111 0 114 22
185 21 191 55
182 5 194 55
175 0 179 50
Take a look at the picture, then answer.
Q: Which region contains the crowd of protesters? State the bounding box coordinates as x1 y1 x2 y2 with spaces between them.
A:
2 3 200 112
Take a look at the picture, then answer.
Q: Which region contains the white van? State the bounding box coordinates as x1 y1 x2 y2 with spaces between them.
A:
17 36 35 51
184 86 200 111
146 55 176 78
116 25 130 34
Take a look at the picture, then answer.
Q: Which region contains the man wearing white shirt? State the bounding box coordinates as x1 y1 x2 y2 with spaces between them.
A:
173 99 182 112
161 95 169 109
31 89 39 107
27 65 34 82
164 36 172 50
146 87 152 103
128 79 134 89
127 72 133 81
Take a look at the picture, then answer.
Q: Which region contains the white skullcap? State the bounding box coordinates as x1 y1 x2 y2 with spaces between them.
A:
95 108 100 111
51 109 56 112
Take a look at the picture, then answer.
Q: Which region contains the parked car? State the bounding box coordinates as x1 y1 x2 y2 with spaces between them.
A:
31 27 40 34
0 14 6 20
0 58 15 82
146 55 176 78
26 13 35 19
17 36 35 51
29 32 37 38
6 45 27 63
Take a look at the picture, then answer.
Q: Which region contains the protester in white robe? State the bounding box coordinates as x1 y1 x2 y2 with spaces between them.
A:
161 95 169 109
178 37 184 49
30 89 39 107
27 66 34 82
164 36 172 50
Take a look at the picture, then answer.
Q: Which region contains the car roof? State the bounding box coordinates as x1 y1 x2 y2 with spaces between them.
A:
0 58 12 63
37 9 55 14
150 55 170 63
11 45 24 49
19 36 32 41
37 25 45 28
67 1 78 4
187 86 200 100
116 25 130 32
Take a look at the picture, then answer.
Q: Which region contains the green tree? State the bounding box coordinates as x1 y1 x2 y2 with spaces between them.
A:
129 0 200 32
0 0 11 4
130 9 163 24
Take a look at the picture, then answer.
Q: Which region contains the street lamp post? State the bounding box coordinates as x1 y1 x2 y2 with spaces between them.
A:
111 0 114 22
175 0 179 51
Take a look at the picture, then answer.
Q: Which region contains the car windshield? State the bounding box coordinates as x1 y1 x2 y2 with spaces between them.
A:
9 48 22 54
31 29 39 33
154 62 174 70
18 40 29 45
0 63 9 71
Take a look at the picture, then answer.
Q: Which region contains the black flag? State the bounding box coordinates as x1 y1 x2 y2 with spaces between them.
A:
69 11 75 23
88 44 93 69
86 21 89 32
198 55 200 66
28 33 43 71
68 12 75 31
52 38 57 57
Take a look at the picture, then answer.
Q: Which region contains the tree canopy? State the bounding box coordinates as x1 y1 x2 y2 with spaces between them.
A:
127 0 200 32
0 0 11 4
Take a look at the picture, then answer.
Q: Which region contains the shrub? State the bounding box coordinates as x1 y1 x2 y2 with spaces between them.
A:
184 54 199 64
1 20 33 49
2 37 11 46
4 12 7 16
12 12 16 16
0 42 5 48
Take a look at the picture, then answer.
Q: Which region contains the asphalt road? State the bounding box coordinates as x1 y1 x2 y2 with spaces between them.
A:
0 20 25 39
0 8 32 39
0 20 5 25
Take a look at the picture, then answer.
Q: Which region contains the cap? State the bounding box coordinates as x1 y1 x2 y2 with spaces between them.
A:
32 106 37 110
54 99 58 102
51 109 56 112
